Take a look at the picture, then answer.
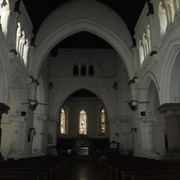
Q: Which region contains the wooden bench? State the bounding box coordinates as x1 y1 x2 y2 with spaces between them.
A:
95 155 180 180
0 156 73 180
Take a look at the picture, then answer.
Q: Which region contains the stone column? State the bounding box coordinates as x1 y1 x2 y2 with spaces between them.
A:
158 103 180 153
0 103 10 160
140 117 160 158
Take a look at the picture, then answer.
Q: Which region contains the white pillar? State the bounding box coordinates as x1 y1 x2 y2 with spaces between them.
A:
140 117 160 159
32 114 47 156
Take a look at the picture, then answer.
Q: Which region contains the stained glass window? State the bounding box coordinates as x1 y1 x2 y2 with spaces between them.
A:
60 107 66 134
101 108 105 134
79 110 87 135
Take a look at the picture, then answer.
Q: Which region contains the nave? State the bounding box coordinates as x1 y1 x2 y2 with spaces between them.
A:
67 157 104 180
0 153 180 179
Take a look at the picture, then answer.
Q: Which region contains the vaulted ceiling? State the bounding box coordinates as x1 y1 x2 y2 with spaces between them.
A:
23 0 147 48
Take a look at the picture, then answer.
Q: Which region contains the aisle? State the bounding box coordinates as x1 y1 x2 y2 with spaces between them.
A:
67 157 104 180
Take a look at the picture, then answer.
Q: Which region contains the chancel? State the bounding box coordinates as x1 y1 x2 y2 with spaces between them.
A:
0 0 180 179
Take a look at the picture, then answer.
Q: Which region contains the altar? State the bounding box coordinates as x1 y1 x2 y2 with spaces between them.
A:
77 147 89 156
57 137 109 156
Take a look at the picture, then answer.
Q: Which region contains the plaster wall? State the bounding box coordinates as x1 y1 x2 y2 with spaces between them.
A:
48 49 119 78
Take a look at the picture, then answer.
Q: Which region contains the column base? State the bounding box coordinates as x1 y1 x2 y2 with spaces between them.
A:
143 149 161 160
163 152 180 161
7 149 24 160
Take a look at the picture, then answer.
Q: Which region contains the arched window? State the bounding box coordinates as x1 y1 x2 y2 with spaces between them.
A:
81 65 86 76
100 108 106 134
73 64 79 76
60 107 66 134
88 65 94 76
16 22 21 52
158 2 168 36
139 40 145 66
19 31 25 60
146 24 152 54
79 109 87 135
142 33 148 57
165 0 175 23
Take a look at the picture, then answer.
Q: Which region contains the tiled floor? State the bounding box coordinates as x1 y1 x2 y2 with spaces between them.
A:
67 157 104 180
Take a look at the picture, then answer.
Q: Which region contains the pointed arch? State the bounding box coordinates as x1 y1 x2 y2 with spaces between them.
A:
160 40 180 104
139 72 159 113
32 0 134 80
52 84 115 125
8 71 27 115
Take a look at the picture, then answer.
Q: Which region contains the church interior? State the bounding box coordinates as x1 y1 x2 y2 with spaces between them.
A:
0 0 180 179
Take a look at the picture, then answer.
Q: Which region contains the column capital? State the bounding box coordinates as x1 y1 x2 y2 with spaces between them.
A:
158 103 180 117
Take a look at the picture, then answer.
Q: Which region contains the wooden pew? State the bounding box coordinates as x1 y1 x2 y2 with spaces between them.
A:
0 168 49 180
0 156 73 180
95 155 180 180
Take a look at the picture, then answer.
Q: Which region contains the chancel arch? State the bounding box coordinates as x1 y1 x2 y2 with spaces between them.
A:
32 0 134 81
51 84 116 125
56 89 109 155
56 89 110 138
